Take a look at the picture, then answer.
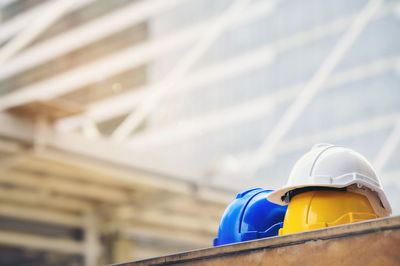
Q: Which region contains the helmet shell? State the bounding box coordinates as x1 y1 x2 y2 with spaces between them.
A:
279 190 378 235
267 144 391 216
213 188 287 246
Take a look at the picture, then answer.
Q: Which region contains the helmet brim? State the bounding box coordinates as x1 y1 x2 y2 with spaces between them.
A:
267 180 392 216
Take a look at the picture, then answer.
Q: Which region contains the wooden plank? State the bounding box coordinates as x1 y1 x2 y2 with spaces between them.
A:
19 156 156 196
0 202 83 227
0 186 93 213
8 99 84 120
0 230 84 254
115 216 400 266
1 169 133 203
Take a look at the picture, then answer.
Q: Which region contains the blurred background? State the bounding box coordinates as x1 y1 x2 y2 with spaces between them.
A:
0 0 399 265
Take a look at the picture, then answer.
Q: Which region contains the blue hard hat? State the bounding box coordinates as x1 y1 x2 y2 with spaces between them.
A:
213 188 287 246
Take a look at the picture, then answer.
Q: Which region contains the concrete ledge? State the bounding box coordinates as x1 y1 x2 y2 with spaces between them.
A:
114 216 400 265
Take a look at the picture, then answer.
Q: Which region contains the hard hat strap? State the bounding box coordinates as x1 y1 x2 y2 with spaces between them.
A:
282 186 347 203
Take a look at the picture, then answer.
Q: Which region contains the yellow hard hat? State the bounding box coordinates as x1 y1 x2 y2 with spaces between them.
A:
279 188 378 235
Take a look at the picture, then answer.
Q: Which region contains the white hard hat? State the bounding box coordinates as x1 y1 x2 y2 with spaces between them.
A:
267 144 392 216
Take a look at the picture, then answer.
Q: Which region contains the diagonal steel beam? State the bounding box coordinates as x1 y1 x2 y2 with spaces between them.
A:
0 0 91 44
55 3 395 132
110 0 254 142
244 0 383 177
0 0 189 81
0 0 275 111
230 112 400 166
0 0 94 64
124 56 400 149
